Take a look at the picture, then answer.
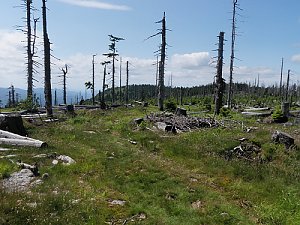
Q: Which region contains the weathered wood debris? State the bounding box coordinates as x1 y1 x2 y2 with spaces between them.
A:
224 140 262 162
0 129 47 148
145 112 219 132
272 130 295 149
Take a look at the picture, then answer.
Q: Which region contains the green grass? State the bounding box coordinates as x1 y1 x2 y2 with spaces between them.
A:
0 106 300 224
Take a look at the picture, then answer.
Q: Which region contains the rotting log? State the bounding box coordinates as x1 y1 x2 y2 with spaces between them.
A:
0 138 47 148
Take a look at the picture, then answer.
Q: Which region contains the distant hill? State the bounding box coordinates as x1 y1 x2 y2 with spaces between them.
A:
0 87 82 107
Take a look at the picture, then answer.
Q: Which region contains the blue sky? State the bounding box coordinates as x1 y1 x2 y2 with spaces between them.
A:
0 0 300 93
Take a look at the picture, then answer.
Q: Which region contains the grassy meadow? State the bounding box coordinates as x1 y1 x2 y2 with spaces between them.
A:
1 105 300 224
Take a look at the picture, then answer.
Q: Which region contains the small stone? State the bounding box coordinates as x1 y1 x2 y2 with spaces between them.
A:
129 140 137 145
190 177 198 182
26 202 38 208
57 155 76 165
71 199 81 204
33 154 48 158
191 200 203 209
108 199 126 206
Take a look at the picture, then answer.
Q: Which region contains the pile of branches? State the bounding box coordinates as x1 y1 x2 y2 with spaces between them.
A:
145 112 219 132
224 140 262 162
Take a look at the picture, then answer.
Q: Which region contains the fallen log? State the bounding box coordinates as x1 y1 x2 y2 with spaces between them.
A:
0 129 47 148
0 138 47 148
0 129 36 141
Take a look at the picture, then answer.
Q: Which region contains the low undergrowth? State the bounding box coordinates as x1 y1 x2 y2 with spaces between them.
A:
0 106 300 224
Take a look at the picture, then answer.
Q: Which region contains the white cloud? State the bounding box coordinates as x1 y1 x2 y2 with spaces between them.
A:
57 0 131 11
171 52 210 69
291 54 300 63
0 30 26 89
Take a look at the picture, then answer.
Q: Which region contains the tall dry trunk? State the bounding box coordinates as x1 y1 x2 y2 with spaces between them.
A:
42 0 53 117
92 55 96 105
26 0 33 99
285 69 290 102
112 53 115 104
158 12 166 111
62 65 68 105
119 57 122 103
102 65 106 105
279 58 284 99
125 61 129 104
214 32 225 115
227 0 238 108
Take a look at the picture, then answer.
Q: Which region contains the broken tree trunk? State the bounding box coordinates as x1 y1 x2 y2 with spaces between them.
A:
0 113 27 136
175 107 187 116
214 32 225 115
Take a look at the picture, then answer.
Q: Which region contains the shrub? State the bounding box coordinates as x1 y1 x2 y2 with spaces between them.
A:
165 101 177 112
272 106 287 123
17 96 39 112
220 107 231 117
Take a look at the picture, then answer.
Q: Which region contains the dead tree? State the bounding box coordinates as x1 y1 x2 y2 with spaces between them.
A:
146 12 168 111
92 54 96 105
103 35 124 105
285 69 290 102
158 12 167 111
119 57 122 103
17 1 39 100
54 89 57 106
26 0 33 99
279 58 284 99
60 64 68 105
125 61 129 104
227 0 241 108
42 0 53 117
214 32 225 115
101 61 111 108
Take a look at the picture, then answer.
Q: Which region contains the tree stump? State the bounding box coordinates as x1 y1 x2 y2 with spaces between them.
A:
281 102 290 117
272 130 295 149
0 113 27 136
175 107 187 116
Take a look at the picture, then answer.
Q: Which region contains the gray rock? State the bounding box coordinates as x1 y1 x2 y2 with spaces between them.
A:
2 169 35 192
57 155 76 165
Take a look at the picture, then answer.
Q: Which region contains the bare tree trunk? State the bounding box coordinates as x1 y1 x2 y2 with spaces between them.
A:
227 0 238 109
119 57 122 103
54 89 57 106
26 0 33 99
112 53 115 104
279 57 284 99
125 61 129 104
61 64 68 105
158 12 166 111
285 69 290 102
42 0 53 117
180 86 183 106
102 65 106 106
214 32 225 115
